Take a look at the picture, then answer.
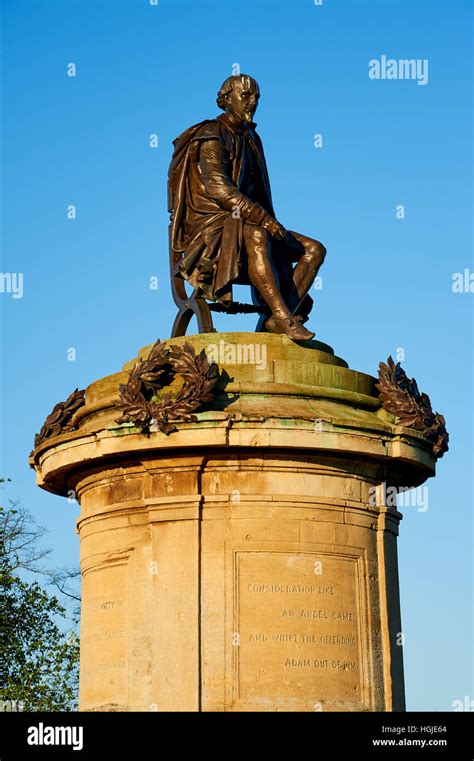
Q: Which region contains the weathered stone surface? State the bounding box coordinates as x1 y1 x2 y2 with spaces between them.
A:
30 334 437 711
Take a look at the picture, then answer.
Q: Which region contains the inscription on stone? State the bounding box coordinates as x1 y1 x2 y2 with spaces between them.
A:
235 552 363 705
81 564 128 700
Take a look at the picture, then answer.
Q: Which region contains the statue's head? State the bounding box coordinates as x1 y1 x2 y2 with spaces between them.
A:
216 74 260 123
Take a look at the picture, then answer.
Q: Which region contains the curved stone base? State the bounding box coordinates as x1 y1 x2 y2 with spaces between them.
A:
76 450 404 712
30 334 436 711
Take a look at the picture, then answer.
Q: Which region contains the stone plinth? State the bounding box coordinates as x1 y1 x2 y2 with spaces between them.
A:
30 333 436 712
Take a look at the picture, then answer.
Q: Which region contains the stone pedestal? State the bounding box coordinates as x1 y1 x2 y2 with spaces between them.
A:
30 333 436 712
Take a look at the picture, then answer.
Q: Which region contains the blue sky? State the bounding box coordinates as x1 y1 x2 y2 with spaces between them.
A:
1 0 472 711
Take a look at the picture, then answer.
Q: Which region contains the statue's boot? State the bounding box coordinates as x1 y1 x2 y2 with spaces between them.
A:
264 314 315 341
250 272 315 340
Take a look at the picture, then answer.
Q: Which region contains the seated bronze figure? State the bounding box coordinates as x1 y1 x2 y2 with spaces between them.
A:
168 74 326 341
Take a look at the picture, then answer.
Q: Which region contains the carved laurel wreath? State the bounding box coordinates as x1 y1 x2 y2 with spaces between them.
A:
376 356 448 459
114 339 219 435
34 388 86 449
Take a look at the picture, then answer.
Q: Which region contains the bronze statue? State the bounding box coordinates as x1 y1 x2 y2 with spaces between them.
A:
168 74 326 341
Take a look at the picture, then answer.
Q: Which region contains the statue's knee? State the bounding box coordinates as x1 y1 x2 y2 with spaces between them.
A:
307 240 326 264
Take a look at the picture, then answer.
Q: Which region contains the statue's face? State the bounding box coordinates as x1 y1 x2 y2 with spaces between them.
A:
225 78 259 123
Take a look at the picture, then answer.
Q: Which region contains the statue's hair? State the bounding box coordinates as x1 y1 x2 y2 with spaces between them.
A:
216 74 260 110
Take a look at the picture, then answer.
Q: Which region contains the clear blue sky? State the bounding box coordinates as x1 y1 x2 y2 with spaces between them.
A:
1 0 472 711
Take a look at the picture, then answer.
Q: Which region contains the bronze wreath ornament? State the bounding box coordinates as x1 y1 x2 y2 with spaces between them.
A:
34 388 86 449
376 356 448 459
114 339 219 435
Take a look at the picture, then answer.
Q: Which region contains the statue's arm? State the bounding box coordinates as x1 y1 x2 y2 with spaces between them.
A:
199 138 268 224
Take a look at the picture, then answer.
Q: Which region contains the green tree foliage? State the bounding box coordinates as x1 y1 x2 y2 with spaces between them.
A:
0 484 80 711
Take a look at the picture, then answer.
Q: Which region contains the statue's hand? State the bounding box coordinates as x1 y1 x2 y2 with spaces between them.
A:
263 216 286 240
